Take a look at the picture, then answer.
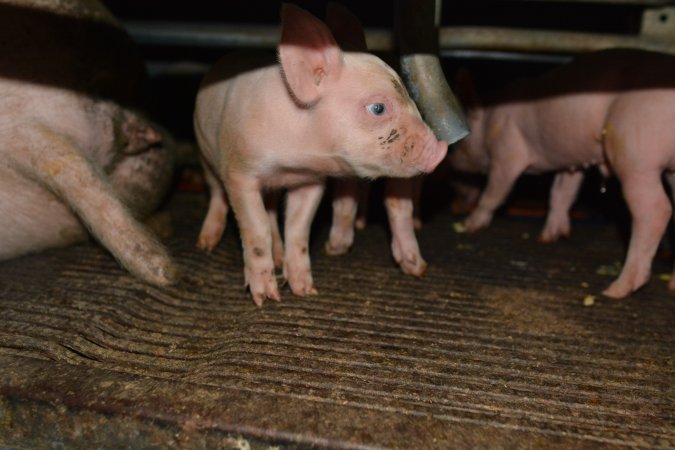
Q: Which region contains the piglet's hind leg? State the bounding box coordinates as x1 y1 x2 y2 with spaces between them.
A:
264 190 285 269
325 178 359 255
284 182 325 296
603 171 671 298
197 159 229 251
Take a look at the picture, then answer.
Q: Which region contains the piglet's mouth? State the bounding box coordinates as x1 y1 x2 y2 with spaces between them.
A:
419 139 448 173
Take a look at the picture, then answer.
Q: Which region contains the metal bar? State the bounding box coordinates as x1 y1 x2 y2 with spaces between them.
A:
123 21 675 57
505 0 670 4
395 0 469 145
122 21 394 52
439 26 675 54
441 49 574 63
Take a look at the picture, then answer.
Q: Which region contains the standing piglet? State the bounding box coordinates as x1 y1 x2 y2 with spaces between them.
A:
0 0 176 286
449 48 675 298
194 4 447 305
323 2 428 277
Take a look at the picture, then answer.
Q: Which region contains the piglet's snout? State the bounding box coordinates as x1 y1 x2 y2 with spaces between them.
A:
418 138 448 173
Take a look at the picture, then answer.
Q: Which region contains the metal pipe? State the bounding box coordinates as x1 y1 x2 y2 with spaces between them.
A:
122 21 394 52
439 26 675 55
123 19 675 57
394 0 469 145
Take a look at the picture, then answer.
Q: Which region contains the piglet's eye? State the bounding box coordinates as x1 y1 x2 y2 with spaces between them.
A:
367 103 386 116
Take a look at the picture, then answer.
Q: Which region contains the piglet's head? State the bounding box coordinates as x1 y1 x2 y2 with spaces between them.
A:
278 3 447 179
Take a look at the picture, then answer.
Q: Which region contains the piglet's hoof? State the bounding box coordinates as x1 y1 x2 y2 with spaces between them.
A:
286 266 318 297
246 269 281 306
325 239 350 256
602 281 635 299
397 254 427 277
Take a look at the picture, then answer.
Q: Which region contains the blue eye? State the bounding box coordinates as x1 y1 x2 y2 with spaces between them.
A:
367 103 386 116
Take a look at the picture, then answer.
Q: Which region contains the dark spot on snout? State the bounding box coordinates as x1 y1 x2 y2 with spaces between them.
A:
253 247 265 257
401 139 415 161
300 246 307 254
378 129 400 144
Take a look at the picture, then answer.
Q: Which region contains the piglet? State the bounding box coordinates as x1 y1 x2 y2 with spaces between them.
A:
193 3 447 305
448 48 675 298
323 2 428 276
0 1 177 286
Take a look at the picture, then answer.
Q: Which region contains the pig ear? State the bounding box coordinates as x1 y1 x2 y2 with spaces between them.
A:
278 3 344 106
454 67 481 109
325 2 368 52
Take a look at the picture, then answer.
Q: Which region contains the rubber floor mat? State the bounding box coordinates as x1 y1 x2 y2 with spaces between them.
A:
0 187 673 449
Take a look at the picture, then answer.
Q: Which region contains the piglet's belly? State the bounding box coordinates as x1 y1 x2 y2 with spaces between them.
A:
259 170 326 190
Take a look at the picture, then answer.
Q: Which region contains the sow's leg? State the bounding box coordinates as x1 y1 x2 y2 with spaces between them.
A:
13 126 177 286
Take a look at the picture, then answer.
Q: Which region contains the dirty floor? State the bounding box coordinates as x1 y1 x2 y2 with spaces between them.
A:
0 177 673 449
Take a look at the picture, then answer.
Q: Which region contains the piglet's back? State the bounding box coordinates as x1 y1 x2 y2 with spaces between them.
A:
194 52 284 162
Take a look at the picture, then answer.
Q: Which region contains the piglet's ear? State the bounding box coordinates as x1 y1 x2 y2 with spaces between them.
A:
279 3 344 107
325 2 367 52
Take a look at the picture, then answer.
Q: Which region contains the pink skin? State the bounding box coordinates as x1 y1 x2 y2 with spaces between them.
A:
448 49 675 298
0 1 176 286
0 87 177 286
327 176 426 276
194 4 446 305
324 2 430 277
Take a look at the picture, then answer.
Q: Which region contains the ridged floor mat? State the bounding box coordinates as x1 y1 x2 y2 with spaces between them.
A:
0 187 673 449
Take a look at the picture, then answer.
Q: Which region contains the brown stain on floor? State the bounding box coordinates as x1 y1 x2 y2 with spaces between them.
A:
485 287 591 336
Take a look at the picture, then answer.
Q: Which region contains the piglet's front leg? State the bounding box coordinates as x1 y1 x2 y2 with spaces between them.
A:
464 155 528 232
264 190 285 269
16 125 177 286
226 173 280 306
385 177 426 276
284 182 325 296
539 170 584 243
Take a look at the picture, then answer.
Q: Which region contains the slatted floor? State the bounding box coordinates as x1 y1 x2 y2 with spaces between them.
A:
0 179 673 449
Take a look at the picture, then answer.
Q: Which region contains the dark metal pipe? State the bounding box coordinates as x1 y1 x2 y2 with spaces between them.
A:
123 21 675 56
440 26 675 55
122 21 394 52
394 0 469 145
